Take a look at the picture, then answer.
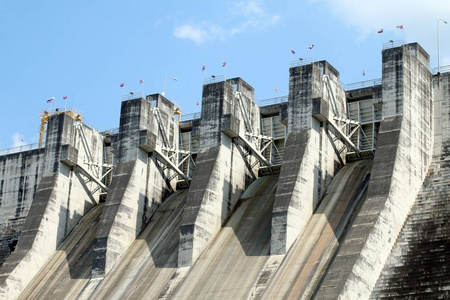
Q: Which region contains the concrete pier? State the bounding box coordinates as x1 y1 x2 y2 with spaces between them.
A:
92 95 176 278
179 78 260 267
271 61 346 255
0 112 105 300
313 43 433 299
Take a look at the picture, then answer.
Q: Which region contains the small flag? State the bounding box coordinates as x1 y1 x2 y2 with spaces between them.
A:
63 95 68 100
21 136 24 142
396 25 403 29
222 61 227 67
291 49 295 54
378 29 384 33
308 44 314 49
120 82 124 87
202 65 206 71
196 101 199 106
139 78 144 84
363 70 366 76
275 86 278 93
46 97 55 103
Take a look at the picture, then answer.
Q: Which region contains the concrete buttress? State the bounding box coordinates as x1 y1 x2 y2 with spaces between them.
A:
0 112 105 300
313 43 433 299
178 78 259 267
271 61 346 255
92 95 174 278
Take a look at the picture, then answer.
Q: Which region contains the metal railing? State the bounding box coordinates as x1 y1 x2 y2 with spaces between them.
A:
100 127 120 135
122 91 145 101
0 143 42 156
382 40 406 50
290 57 315 68
346 78 382 91
181 112 201 122
203 75 227 85
432 65 450 74
47 106 83 117
258 95 288 107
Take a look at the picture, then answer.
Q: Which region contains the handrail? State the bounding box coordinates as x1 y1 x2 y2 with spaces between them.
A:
258 95 288 107
47 106 83 117
203 75 227 85
0 143 42 156
346 78 382 90
382 40 406 50
100 128 120 135
122 91 145 101
290 57 315 68
181 112 201 122
432 65 450 74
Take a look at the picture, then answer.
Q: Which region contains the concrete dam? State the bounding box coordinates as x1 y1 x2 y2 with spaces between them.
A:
0 41 449 299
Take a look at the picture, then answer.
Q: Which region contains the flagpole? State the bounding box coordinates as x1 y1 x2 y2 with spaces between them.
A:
437 18 448 74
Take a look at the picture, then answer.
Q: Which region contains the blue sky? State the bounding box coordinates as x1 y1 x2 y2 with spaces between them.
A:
1 0 449 149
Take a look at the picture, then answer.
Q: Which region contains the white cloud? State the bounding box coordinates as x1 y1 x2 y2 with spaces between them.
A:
173 24 211 44
12 132 25 147
314 0 450 67
173 0 280 43
314 0 450 36
235 0 265 17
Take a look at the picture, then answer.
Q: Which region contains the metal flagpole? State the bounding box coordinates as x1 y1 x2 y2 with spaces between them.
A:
438 18 448 74
223 61 227 81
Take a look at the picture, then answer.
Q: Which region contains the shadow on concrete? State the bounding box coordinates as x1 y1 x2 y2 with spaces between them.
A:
17 203 104 299
143 189 188 269
224 174 278 257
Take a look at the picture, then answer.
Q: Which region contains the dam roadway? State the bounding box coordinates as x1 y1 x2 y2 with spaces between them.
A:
18 160 372 299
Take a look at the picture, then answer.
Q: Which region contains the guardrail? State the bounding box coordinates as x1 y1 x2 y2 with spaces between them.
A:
181 112 201 122
47 106 83 117
382 40 406 50
203 75 227 85
0 143 42 156
290 57 315 68
258 95 288 107
122 91 145 101
100 128 120 135
346 78 382 90
432 65 450 74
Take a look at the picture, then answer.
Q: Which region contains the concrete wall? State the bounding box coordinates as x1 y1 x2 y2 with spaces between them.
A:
0 149 44 265
271 61 346 255
370 71 450 299
92 95 175 278
179 78 260 267
314 43 433 299
0 112 106 300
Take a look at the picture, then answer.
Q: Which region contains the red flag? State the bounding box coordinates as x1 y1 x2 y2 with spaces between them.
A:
275 86 278 93
120 82 125 87
196 101 199 106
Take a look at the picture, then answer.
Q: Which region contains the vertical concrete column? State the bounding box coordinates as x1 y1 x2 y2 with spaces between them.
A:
0 113 81 299
92 95 173 278
178 78 259 267
271 61 346 255
314 43 433 299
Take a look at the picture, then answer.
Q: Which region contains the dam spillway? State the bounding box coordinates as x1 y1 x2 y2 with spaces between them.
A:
0 41 448 299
